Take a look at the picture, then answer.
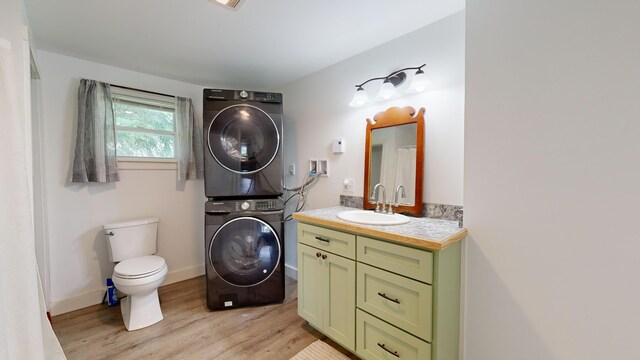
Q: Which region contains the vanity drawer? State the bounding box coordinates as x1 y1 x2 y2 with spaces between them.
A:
357 236 433 284
298 223 356 259
357 263 432 341
356 309 431 360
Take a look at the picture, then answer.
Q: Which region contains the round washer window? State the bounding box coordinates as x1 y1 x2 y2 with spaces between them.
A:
208 217 281 287
207 105 279 174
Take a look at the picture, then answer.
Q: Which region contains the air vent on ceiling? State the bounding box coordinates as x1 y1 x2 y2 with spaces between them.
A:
209 0 243 9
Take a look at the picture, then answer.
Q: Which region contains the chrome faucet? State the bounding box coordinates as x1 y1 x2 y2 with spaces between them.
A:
392 185 406 213
372 183 387 213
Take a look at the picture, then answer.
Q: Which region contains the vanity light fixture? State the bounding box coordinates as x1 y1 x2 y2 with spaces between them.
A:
349 64 429 108
209 0 243 9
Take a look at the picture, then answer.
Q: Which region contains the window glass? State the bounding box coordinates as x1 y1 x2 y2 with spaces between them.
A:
115 130 174 158
114 100 174 132
112 90 176 160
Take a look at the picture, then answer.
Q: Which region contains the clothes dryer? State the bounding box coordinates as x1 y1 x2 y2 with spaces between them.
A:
203 89 283 199
204 199 285 310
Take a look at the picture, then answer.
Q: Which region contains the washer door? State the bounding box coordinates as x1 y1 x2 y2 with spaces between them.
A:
207 104 280 174
209 217 281 287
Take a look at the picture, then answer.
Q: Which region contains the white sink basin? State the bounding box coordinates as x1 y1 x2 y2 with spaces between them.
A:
337 210 410 226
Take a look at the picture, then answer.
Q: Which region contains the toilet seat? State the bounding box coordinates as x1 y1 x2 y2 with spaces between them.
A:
114 255 166 279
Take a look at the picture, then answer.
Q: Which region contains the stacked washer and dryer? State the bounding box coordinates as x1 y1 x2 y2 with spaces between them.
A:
203 89 285 310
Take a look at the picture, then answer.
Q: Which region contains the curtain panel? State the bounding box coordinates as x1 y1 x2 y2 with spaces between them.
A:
175 97 204 181
71 79 119 182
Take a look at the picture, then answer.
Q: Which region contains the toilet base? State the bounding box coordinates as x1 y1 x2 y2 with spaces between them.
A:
121 289 164 331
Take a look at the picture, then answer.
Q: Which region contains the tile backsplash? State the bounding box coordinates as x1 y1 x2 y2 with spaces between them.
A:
339 195 364 209
339 195 463 222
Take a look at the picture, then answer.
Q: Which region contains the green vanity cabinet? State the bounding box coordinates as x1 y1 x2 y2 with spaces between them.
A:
297 224 357 352
297 220 462 360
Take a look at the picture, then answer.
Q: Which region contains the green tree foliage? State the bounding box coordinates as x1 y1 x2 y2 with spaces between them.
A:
116 131 174 158
113 100 175 158
114 101 174 131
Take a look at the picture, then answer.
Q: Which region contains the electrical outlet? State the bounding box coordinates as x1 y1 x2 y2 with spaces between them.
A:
343 178 354 192
289 164 295 175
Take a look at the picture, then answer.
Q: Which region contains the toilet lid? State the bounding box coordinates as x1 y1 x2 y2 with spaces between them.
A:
114 255 166 279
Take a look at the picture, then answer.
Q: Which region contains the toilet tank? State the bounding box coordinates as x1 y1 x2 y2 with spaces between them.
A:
104 217 159 262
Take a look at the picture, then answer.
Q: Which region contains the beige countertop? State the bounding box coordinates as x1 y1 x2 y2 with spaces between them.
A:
292 206 466 251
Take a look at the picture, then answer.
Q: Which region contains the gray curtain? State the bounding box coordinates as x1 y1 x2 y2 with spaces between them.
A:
71 79 119 182
175 97 203 181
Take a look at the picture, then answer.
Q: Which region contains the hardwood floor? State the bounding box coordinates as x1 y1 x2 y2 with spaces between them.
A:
52 276 359 360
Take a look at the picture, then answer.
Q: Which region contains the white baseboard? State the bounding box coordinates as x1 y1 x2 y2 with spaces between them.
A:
50 264 205 316
164 264 205 286
285 263 298 280
50 289 105 316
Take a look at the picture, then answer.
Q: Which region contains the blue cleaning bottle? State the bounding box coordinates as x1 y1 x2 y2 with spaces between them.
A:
106 278 119 307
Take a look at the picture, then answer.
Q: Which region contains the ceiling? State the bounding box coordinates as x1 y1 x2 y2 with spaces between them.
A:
25 0 464 89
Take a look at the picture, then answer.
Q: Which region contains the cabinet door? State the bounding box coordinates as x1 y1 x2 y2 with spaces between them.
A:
323 252 356 352
298 244 323 329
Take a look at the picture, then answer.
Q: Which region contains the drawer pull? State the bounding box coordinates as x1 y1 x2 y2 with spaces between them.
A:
321 254 327 260
377 292 400 304
377 343 400 357
314 236 331 243
316 252 321 258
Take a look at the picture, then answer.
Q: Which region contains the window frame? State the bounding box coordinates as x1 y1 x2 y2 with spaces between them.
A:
111 87 177 168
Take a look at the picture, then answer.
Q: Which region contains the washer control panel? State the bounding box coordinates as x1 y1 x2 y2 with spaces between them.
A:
232 199 283 212
254 200 279 211
250 91 281 103
203 89 282 103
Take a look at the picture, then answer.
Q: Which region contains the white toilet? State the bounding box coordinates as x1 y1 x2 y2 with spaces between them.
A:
104 217 168 331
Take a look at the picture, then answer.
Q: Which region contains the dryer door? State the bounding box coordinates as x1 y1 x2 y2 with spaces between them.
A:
208 217 281 287
207 104 280 174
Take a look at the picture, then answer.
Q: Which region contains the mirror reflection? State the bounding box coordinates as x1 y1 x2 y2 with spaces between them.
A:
368 123 417 206
364 106 424 217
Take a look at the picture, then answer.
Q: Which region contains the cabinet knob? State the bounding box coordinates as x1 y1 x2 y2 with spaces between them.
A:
321 254 327 260
316 252 321 258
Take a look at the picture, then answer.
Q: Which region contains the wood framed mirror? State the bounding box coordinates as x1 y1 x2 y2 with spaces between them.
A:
363 106 424 217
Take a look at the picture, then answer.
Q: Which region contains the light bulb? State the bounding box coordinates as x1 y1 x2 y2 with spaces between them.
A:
348 87 371 107
216 0 230 4
375 79 397 101
407 69 431 93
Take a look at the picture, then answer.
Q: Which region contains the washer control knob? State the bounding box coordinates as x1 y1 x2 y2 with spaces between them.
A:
240 201 250 211
239 90 248 99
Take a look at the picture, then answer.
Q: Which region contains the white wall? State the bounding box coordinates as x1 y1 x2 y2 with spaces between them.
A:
464 1 640 358
280 12 465 272
37 51 206 315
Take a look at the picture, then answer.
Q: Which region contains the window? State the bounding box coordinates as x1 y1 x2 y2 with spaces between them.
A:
112 88 176 161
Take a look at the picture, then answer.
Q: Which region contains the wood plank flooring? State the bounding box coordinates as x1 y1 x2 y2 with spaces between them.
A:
52 276 359 360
